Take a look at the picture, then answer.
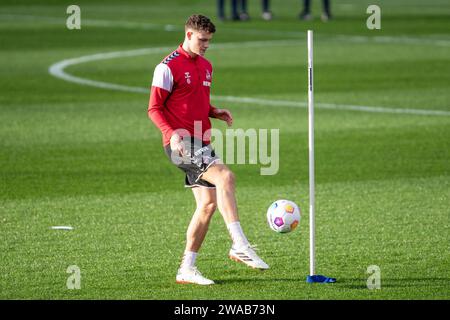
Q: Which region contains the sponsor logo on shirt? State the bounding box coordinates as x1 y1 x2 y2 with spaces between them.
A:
203 81 211 87
185 72 191 84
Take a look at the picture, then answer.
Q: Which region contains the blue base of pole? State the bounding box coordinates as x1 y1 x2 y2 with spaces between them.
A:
306 275 336 283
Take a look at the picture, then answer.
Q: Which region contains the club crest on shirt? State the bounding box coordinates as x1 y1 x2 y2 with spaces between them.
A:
206 69 211 80
185 72 191 84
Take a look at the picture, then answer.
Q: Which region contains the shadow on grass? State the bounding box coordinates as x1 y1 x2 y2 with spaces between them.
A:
213 276 450 291
213 277 344 286
213 277 294 285
318 277 450 290
374 278 450 289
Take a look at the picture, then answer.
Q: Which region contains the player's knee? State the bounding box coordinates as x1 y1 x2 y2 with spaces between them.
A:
199 201 217 216
219 169 235 187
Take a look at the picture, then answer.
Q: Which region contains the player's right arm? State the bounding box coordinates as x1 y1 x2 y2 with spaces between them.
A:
148 63 174 138
148 63 185 154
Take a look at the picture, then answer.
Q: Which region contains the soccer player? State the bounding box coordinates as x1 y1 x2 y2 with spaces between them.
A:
148 14 269 285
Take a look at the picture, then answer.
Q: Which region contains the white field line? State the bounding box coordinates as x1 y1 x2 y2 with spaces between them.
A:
2 13 450 47
213 95 450 116
48 43 450 117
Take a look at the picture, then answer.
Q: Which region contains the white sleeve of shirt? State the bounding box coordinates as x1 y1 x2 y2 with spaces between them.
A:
151 63 173 92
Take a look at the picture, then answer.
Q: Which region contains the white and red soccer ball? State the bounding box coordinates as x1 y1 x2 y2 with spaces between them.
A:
267 200 301 233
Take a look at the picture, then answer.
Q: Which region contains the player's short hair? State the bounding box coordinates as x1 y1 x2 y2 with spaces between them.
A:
185 14 216 33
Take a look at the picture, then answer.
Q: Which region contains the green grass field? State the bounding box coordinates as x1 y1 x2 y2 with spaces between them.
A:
0 0 449 300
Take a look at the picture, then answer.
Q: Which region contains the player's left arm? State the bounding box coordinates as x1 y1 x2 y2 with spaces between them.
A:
207 65 233 126
209 105 233 126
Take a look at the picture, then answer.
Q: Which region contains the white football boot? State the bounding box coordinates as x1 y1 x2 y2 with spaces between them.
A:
176 267 215 285
229 244 269 270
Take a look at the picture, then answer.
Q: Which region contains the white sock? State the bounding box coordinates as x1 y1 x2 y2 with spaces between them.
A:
180 251 197 269
227 221 249 249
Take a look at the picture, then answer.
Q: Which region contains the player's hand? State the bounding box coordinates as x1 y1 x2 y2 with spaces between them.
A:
170 133 185 156
213 108 233 126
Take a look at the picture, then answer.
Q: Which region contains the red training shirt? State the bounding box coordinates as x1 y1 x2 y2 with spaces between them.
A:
148 44 217 146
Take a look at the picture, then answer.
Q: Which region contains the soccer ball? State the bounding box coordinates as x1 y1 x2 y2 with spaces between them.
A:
267 200 301 233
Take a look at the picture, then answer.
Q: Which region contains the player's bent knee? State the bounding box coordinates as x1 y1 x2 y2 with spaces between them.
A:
198 202 217 216
202 164 235 188
220 169 235 186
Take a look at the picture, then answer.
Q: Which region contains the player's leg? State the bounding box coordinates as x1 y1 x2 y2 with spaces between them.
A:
239 0 250 21
177 186 217 285
201 163 269 270
185 186 217 252
201 163 238 224
321 0 331 21
217 0 225 20
231 0 239 20
300 0 312 20
261 0 272 21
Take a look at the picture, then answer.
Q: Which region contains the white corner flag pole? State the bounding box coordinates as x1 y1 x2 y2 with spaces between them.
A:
307 30 316 277
306 31 336 284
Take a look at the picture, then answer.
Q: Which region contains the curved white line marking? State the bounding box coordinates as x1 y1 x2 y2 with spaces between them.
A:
49 47 170 93
49 42 450 117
